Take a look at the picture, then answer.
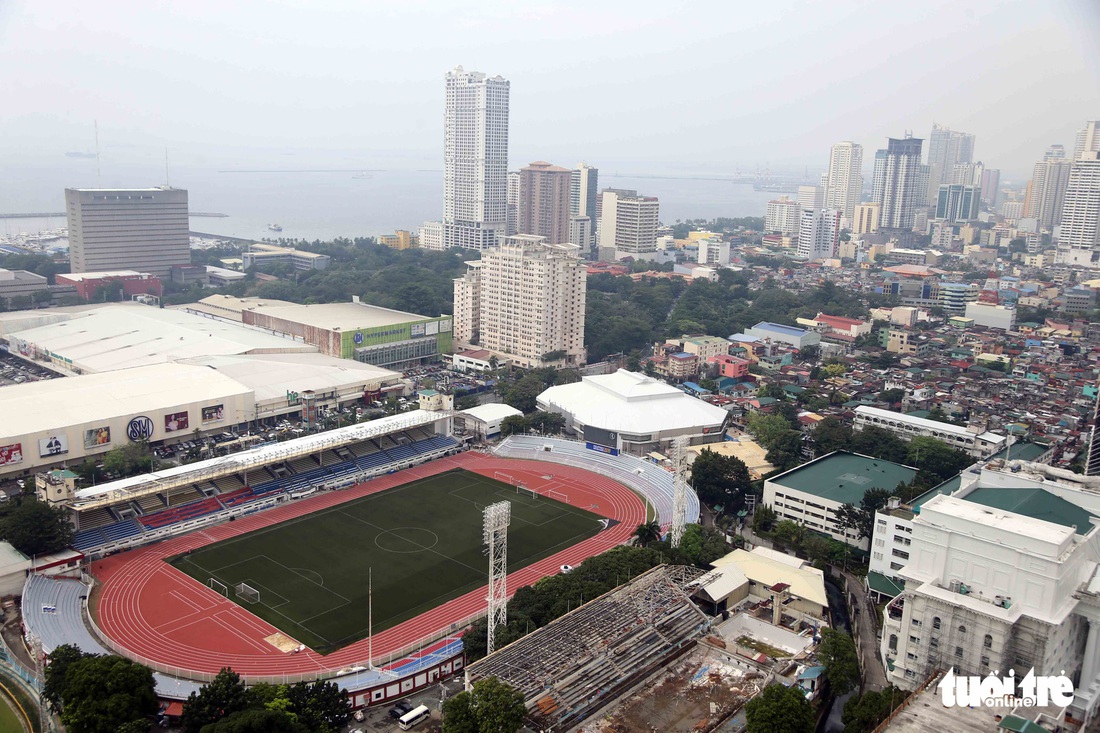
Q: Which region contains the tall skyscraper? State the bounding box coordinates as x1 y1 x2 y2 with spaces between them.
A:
1055 152 1100 266
872 137 924 231
980 168 1001 209
570 163 599 218
453 235 587 368
518 161 572 244
506 171 520 236
442 66 510 251
1025 146 1073 230
926 124 975 202
934 184 980 223
797 209 841 260
823 141 863 221
1075 121 1100 159
65 187 190 277
765 196 801 235
599 189 659 260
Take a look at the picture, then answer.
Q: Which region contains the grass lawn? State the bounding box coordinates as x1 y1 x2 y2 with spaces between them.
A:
170 469 604 653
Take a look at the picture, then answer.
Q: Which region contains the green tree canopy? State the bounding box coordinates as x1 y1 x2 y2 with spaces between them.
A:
182 668 252 733
745 683 814 733
443 677 526 733
1 497 75 555
818 628 860 695
43 643 90 712
843 686 907 733
689 449 752 510
200 709 308 733
746 413 796 450
58 655 157 733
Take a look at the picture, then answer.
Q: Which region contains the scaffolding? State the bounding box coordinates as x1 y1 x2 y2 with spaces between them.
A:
483 501 511 656
467 565 710 732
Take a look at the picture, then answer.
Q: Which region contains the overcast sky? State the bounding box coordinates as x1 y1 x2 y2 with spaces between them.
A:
2 0 1098 179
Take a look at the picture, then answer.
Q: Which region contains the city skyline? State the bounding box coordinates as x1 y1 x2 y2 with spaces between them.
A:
1 2 1098 181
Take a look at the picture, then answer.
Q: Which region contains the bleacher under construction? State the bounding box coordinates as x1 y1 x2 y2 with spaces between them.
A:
466 565 711 732
69 410 459 553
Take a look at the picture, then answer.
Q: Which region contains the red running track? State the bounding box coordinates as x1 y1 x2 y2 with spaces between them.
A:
90 452 645 678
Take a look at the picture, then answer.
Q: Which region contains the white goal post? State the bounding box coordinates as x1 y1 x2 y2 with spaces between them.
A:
235 582 260 604
208 578 228 597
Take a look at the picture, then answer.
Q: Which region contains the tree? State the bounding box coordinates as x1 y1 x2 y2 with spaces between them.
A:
455 394 480 410
771 520 802 546
183 668 252 733
44 643 89 712
498 415 529 438
843 687 906 733
764 430 803 472
690 449 752 510
1 497 75 555
906 437 971 483
59 655 157 733
818 628 860 695
200 709 308 733
745 683 814 733
527 411 566 435
752 505 777 533
502 373 546 413
443 676 525 733
284 680 350 733
746 413 795 450
812 416 853 457
632 521 662 547
677 524 735 567
877 388 905 404
117 721 151 733
822 363 847 379
797 344 820 362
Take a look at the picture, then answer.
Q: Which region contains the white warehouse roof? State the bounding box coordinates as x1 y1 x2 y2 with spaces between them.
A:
177 353 400 403
460 403 523 424
536 369 728 435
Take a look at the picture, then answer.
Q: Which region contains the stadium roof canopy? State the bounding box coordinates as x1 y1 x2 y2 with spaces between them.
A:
7 302 315 373
536 369 728 435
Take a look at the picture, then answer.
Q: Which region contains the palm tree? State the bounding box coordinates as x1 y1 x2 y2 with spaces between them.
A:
633 521 662 548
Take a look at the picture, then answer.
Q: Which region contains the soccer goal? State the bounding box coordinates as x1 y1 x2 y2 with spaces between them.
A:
516 482 537 499
235 582 260 604
208 578 228 597
548 489 569 504
493 471 515 486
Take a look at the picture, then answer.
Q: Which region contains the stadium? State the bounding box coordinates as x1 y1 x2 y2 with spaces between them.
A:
21 407 698 710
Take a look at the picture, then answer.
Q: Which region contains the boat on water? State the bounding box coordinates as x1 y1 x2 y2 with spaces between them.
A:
267 224 283 232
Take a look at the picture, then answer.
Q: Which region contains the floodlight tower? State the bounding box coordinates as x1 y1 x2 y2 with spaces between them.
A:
671 436 690 548
483 500 511 655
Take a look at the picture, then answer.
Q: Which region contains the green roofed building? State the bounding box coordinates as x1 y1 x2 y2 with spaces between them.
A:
962 487 1097 536
763 451 918 550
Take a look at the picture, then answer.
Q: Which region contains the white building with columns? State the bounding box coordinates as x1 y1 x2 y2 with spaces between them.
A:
881 459 1100 725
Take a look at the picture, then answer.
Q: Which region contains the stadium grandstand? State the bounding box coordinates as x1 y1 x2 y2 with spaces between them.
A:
493 435 700 529
68 410 460 554
466 565 710 732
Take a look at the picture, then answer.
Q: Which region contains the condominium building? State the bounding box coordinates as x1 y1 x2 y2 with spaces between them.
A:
599 189 659 260
1075 120 1100 159
765 196 801 235
570 163 599 218
419 221 444 251
452 235 586 368
797 185 824 210
980 168 1001 209
506 171 520 237
853 202 881 235
1056 152 1100 267
377 230 419 250
872 137 925 231
925 124 975 203
797 208 840 260
934 184 980 223
568 216 594 256
519 161 573 244
823 141 863 221
1025 145 1073 230
65 187 190 277
442 66 510 251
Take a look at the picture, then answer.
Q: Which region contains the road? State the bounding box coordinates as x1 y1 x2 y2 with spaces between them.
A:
839 568 889 692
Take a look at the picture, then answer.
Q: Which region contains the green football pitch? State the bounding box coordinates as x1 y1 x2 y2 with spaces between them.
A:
168 469 604 654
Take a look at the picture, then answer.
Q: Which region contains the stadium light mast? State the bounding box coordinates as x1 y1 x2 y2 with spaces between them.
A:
483 500 511 655
671 436 690 548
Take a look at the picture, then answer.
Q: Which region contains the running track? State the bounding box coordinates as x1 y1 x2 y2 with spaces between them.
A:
91 452 645 678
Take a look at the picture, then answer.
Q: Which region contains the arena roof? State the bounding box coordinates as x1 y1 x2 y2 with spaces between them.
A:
8 303 315 373
178 353 400 403
0 362 251 438
245 300 442 332
536 369 728 435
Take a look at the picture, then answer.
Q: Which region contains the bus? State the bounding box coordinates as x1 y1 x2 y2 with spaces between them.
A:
398 704 431 730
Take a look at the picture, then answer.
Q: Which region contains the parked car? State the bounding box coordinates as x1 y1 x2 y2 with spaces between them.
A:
389 700 415 719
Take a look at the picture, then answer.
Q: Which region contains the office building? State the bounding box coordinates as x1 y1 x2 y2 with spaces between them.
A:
1056 152 1100 266
797 208 841 261
1025 145 1073 230
0 269 50 306
418 221 444 251
925 124 975 202
1075 120 1100 159
872 137 924 231
765 196 801 235
442 66 510 251
853 202 881 235
453 235 586 368
797 185 824 210
697 238 731 266
377 230 419 250
980 168 1001 209
518 161 572 244
65 187 190 277
570 163 599 218
934 184 980 223
599 189 659 260
241 243 331 271
963 302 1016 330
823 141 863 221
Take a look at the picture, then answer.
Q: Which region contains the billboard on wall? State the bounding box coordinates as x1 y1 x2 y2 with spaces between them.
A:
38 435 69 457
0 444 23 467
201 404 224 423
84 426 111 449
164 412 189 433
584 426 619 450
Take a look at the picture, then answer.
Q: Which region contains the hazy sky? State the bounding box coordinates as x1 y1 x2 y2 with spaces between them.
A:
2 0 1098 180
